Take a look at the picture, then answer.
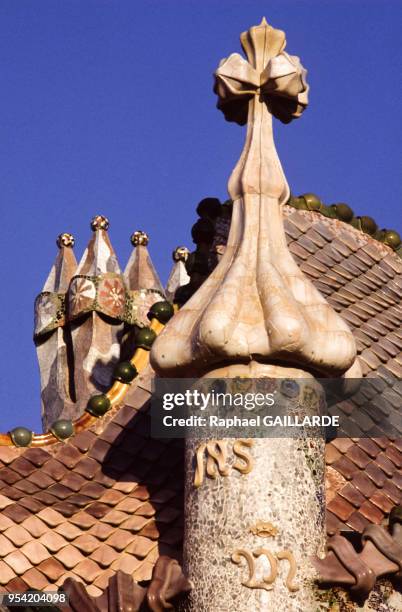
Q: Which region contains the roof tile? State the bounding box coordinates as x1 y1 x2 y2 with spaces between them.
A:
111 552 142 575
5 576 28 592
0 469 19 485
365 462 387 487
39 531 68 553
84 502 110 520
0 447 21 465
90 544 119 569
0 534 15 557
22 448 51 467
138 520 160 540
56 445 82 469
79 482 106 500
327 495 355 522
54 522 83 541
52 502 78 518
331 456 358 481
61 472 87 492
40 459 66 482
346 445 371 469
125 535 155 558
119 515 149 532
358 500 384 524
0 560 16 585
74 534 100 555
2 504 31 524
73 558 102 583
338 483 366 508
385 445 402 468
47 483 73 500
37 508 66 527
88 523 115 542
37 557 66 581
69 512 97 530
100 510 128 527
3 525 31 547
21 516 48 538
88 439 111 463
10 458 37 478
375 453 396 477
105 529 135 552
70 430 97 453
382 480 402 504
55 545 85 569
345 511 371 533
352 473 377 499
22 568 48 591
4 550 31 575
14 481 40 497
19 541 50 565
369 490 396 514
74 458 100 479
355 438 381 459
0 494 13 510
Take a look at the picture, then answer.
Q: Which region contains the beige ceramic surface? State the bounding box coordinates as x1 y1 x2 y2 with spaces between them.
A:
151 19 358 380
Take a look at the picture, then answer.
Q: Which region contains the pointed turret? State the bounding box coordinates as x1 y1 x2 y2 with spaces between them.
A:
124 231 165 326
165 246 190 302
34 233 77 431
68 216 126 409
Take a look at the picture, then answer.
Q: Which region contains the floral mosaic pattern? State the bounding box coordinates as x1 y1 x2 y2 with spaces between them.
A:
34 292 65 337
68 276 97 317
68 274 126 320
126 289 165 326
98 277 126 318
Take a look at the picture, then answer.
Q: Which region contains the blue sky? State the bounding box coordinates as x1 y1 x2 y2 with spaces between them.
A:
0 0 400 432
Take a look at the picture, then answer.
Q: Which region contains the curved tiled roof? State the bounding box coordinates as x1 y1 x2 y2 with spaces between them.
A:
0 204 400 603
0 369 184 599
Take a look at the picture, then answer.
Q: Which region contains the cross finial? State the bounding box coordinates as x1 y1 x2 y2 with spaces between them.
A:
151 20 358 380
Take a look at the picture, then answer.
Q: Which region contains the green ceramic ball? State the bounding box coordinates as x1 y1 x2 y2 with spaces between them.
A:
148 301 174 324
333 203 354 222
136 327 157 350
86 394 111 417
302 193 322 211
359 216 377 235
50 419 74 441
384 230 401 249
9 427 33 447
196 198 221 219
113 361 138 383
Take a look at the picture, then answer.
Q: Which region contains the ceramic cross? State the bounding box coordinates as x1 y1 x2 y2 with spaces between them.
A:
214 17 308 202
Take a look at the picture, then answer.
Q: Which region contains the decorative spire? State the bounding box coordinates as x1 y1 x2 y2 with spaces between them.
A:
68 216 125 406
124 231 165 326
165 246 190 302
151 18 357 378
34 234 77 431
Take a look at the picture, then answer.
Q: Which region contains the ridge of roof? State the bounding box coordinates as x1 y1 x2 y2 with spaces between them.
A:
191 195 402 258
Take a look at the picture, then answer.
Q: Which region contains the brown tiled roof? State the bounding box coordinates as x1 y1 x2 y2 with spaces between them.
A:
0 368 183 597
0 206 400 598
